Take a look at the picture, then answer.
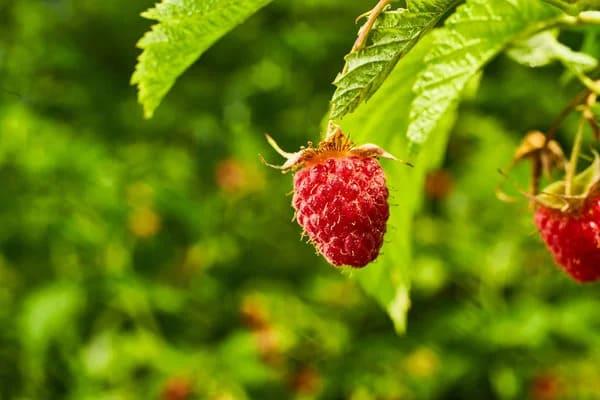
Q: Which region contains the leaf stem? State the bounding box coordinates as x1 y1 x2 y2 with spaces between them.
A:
342 0 392 74
351 0 392 52
566 116 586 196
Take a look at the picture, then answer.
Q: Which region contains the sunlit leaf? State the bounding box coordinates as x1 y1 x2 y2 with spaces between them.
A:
407 0 560 144
132 0 273 118
330 0 460 120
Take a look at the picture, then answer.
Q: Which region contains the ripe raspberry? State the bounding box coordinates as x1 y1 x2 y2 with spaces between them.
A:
293 155 389 267
264 128 397 268
534 195 600 282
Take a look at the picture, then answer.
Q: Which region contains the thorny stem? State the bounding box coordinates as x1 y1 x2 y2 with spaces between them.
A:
566 116 586 196
341 0 392 75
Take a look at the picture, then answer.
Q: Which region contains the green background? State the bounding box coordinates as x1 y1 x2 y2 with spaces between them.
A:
1 1 600 399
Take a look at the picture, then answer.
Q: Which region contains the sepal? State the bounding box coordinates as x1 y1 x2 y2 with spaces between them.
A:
536 152 600 212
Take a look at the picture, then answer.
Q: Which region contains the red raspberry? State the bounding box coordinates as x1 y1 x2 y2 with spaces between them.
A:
534 195 600 282
292 155 389 267
264 128 397 268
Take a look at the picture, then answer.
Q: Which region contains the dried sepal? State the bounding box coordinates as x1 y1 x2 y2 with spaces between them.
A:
497 131 566 202
513 131 566 177
352 143 399 161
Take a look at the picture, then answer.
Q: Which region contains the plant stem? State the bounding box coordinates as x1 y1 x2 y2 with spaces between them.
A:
341 0 392 74
579 11 600 24
566 116 586 196
351 0 392 52
546 89 589 143
576 72 600 95
560 12 600 27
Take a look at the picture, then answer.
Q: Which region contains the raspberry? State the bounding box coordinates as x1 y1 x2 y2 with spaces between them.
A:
292 155 389 267
534 195 600 282
264 128 397 268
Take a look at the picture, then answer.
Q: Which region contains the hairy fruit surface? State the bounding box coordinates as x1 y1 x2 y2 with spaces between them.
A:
535 195 600 282
293 155 389 267
265 128 397 268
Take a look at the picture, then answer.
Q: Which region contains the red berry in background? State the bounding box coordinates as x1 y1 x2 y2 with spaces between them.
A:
425 169 454 200
534 195 600 282
161 377 192 400
531 373 563 400
290 366 322 396
264 128 398 268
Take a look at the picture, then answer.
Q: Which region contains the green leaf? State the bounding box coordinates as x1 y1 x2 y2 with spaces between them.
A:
508 30 598 72
132 0 273 118
407 0 560 144
329 0 460 121
340 35 458 333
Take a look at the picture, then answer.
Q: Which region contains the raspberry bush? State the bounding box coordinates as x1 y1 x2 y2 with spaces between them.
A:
3 0 600 399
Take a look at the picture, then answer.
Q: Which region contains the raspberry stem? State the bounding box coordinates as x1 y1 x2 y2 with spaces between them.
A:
350 0 392 52
341 0 392 75
545 89 589 144
566 116 586 196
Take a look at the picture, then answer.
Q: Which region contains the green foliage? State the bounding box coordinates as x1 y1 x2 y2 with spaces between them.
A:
132 0 273 118
407 0 560 144
5 1 600 399
329 0 460 121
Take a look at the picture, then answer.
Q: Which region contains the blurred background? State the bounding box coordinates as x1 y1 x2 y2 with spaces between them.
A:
2 1 600 399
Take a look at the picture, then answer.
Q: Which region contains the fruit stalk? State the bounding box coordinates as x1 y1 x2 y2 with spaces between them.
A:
566 116 586 196
545 89 589 144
